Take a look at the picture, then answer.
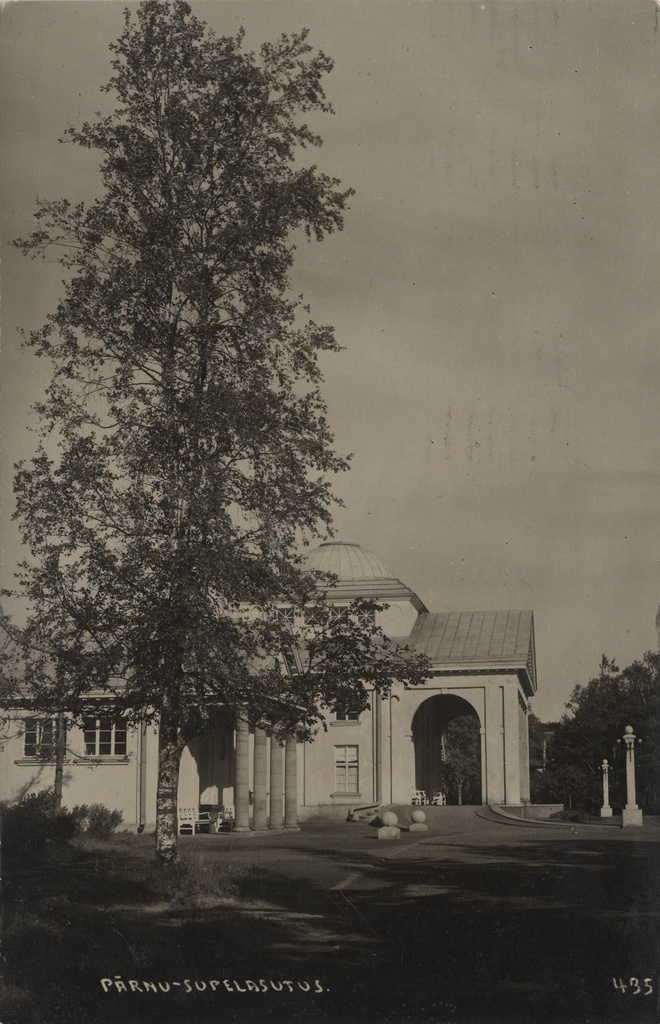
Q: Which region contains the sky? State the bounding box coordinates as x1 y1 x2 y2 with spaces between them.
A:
1 0 659 721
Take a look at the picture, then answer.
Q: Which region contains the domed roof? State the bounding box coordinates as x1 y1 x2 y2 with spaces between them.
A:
305 542 392 581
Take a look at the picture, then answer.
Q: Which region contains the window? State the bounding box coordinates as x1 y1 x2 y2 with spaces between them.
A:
24 718 56 758
276 606 295 628
335 711 359 722
83 717 127 757
304 604 350 627
303 606 323 627
281 646 300 677
357 608 375 626
335 745 359 793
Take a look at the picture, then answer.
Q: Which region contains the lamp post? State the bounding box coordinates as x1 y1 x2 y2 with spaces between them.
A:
600 759 612 818
621 726 643 827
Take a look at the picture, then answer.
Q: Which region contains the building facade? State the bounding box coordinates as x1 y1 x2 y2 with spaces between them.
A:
1 542 537 826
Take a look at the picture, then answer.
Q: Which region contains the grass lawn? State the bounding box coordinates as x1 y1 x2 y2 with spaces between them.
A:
1 821 659 1024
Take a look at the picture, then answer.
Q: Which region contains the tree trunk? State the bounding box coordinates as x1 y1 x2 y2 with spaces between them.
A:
155 703 183 867
457 781 463 806
53 713 66 810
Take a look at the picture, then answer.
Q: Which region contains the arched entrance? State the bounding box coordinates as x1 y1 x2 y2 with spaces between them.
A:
412 695 482 805
179 708 234 810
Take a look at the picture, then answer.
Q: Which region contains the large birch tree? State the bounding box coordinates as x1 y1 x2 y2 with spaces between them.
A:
6 1 429 865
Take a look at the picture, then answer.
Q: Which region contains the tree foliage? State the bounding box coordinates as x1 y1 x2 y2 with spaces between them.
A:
440 714 481 805
532 653 660 813
4 1 430 864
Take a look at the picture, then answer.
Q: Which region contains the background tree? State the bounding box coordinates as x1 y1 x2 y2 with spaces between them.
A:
532 652 659 813
439 714 481 805
4 1 429 865
528 711 559 773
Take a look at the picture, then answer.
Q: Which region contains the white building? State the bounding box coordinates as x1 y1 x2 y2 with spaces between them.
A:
0 542 537 827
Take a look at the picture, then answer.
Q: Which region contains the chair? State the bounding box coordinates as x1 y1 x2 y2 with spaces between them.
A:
431 791 445 806
412 790 427 806
216 805 235 833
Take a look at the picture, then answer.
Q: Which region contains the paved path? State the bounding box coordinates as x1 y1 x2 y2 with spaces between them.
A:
187 808 660 863
177 811 660 1024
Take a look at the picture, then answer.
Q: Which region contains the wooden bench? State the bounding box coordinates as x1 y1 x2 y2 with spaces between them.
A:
178 807 213 835
178 805 235 835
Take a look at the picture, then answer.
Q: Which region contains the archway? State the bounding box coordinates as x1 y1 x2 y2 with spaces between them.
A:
412 695 482 805
180 707 234 810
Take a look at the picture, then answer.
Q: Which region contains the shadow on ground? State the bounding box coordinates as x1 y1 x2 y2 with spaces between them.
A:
2 826 659 1024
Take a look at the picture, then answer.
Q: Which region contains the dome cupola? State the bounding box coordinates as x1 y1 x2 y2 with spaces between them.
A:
304 542 392 581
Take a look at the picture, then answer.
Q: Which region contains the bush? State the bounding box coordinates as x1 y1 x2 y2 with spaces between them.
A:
16 790 57 815
1 793 124 860
71 803 123 840
1 792 77 860
532 763 600 814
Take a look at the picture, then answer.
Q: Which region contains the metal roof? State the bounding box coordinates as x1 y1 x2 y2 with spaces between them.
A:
406 610 536 694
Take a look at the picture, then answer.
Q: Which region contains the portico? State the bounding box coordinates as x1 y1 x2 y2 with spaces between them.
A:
179 716 300 831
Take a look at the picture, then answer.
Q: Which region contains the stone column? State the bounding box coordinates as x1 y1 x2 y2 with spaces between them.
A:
269 732 284 829
284 735 299 829
234 712 251 831
381 692 393 806
252 725 268 831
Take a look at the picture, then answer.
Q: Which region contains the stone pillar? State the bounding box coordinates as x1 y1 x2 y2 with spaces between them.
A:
284 735 299 829
234 712 251 831
252 725 268 831
480 727 487 805
381 692 393 805
622 726 643 827
519 699 531 802
269 732 284 829
485 682 505 805
503 681 521 805
600 759 612 817
371 693 380 805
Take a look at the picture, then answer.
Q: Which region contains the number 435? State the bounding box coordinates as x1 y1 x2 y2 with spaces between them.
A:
612 977 653 996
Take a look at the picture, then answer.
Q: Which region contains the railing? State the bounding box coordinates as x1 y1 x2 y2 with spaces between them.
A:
346 802 381 822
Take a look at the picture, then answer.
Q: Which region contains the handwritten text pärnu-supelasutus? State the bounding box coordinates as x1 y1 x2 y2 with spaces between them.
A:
100 977 327 994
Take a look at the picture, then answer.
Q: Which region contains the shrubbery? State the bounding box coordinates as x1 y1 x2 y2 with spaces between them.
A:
71 803 124 840
1 791 76 858
1 791 123 859
531 653 660 815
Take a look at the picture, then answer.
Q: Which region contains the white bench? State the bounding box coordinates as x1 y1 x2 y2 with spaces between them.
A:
178 805 235 835
178 807 212 835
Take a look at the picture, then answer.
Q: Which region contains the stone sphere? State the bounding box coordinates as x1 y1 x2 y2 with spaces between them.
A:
624 725 633 735
411 809 426 824
381 811 398 827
